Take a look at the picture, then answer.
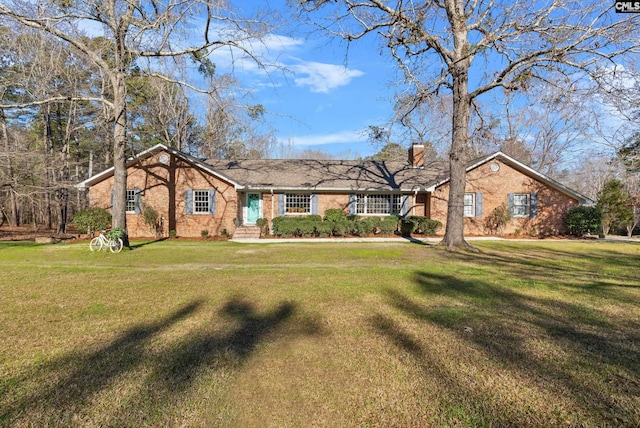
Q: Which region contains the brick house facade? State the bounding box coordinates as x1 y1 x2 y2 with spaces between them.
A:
77 144 592 238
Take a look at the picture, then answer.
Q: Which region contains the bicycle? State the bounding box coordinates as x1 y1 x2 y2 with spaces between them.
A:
89 230 124 253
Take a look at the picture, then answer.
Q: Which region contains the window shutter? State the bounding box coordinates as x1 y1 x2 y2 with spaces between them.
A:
208 189 217 214
530 192 538 218
134 189 142 214
508 193 514 215
185 189 193 214
277 194 285 216
475 192 483 218
401 195 409 216
311 194 318 215
349 194 356 216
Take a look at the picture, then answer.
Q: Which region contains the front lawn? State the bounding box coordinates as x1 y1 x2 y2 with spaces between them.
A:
0 240 638 427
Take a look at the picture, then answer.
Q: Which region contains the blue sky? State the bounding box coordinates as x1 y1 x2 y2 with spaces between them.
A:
205 2 398 159
199 1 638 164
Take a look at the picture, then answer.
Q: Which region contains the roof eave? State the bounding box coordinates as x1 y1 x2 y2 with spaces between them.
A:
431 151 594 205
76 143 243 189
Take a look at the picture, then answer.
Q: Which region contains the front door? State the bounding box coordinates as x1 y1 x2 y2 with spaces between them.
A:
246 193 260 224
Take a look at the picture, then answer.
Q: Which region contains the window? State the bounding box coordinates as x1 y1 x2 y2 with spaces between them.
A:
193 190 211 213
463 193 475 217
511 193 530 217
354 194 403 215
185 189 216 214
126 190 137 212
285 193 312 214
125 189 141 213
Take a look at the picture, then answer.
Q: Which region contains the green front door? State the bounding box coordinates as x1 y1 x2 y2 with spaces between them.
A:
247 193 260 224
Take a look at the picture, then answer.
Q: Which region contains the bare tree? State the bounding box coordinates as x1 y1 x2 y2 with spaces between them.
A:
298 0 640 250
0 0 275 245
128 76 199 152
202 75 275 159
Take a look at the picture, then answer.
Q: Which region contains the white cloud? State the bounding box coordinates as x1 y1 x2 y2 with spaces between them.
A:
292 61 364 93
282 129 367 146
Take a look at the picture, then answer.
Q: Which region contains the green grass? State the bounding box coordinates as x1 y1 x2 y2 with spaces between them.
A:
0 239 639 427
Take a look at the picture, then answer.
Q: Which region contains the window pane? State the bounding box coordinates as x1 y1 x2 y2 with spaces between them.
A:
285 193 311 214
356 194 365 214
513 194 530 217
194 190 210 213
463 193 475 217
126 190 136 212
355 194 402 215
367 195 391 214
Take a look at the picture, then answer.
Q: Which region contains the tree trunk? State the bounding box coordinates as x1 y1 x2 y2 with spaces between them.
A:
43 105 53 229
440 0 476 251
442 65 473 250
0 107 18 227
112 70 129 246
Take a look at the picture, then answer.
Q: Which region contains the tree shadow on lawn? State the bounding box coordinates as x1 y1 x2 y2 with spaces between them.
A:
375 272 640 426
128 237 168 250
2 297 321 426
451 244 640 305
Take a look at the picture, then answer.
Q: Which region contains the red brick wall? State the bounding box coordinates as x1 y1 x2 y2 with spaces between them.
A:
89 151 238 238
430 159 579 236
89 153 578 238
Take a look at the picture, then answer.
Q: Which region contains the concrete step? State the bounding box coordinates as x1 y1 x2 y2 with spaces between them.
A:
233 226 261 239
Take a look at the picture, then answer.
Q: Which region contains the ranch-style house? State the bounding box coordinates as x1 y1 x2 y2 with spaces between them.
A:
76 143 593 239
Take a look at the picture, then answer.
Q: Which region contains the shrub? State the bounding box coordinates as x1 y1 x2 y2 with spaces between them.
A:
564 206 602 236
315 221 333 237
351 220 368 236
72 207 111 235
401 216 441 236
298 219 316 237
358 217 376 236
378 216 399 235
485 204 512 235
142 204 159 235
201 229 209 239
272 217 293 236
400 219 415 237
256 218 269 237
106 227 125 240
324 208 347 222
331 219 352 237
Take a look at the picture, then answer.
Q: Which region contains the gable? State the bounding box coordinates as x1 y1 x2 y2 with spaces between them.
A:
430 152 593 205
76 144 241 190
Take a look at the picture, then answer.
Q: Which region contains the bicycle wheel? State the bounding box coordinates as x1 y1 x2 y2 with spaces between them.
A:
109 238 123 253
89 237 103 252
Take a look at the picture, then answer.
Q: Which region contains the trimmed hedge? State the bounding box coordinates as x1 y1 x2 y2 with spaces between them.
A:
271 215 401 238
400 216 442 236
564 206 601 236
72 207 111 235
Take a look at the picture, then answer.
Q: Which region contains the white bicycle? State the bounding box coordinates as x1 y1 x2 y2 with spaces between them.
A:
89 230 124 253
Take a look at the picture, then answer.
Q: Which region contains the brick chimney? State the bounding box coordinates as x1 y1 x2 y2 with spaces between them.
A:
408 144 425 168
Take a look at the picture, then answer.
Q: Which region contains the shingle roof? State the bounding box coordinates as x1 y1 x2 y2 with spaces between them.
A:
76 143 593 205
205 158 449 191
